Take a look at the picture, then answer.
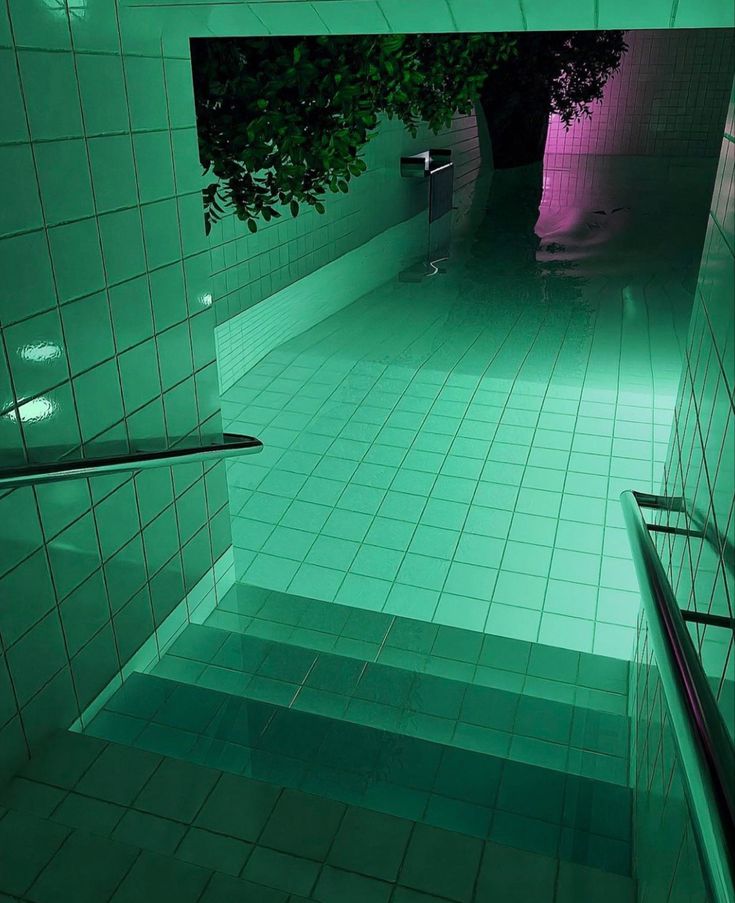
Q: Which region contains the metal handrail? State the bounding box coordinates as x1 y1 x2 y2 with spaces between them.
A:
621 490 735 903
0 432 262 489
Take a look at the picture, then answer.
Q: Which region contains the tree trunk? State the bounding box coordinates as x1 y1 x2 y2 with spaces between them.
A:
479 77 552 169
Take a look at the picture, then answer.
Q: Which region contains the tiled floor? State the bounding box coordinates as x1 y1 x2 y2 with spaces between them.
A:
54 582 638 900
154 621 629 785
0 731 634 903
88 668 632 877
207 585 630 711
221 160 711 658
74 583 636 881
194 585 631 779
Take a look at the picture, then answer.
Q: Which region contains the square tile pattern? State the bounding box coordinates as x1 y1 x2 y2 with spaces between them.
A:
0 730 634 903
0 0 492 780
220 147 717 658
0 0 230 778
632 83 734 902
0 15 731 903
167 598 631 784
546 30 732 158
87 668 634 879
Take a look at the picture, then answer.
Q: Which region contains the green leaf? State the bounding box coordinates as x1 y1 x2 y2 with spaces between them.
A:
290 199 299 217
194 31 626 234
247 218 258 233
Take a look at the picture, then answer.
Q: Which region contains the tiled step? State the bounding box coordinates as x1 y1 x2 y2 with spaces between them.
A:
86 671 634 877
205 584 630 716
157 622 630 786
0 731 635 903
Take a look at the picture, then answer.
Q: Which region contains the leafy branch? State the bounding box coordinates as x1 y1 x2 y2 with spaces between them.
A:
191 34 517 234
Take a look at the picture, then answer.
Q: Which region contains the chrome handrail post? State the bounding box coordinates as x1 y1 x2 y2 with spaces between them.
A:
621 490 735 903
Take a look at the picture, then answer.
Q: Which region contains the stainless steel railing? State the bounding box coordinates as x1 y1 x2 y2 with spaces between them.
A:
0 433 262 490
621 490 735 903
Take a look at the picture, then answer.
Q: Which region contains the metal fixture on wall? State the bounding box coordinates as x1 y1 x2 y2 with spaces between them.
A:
621 490 735 903
0 433 263 489
399 149 454 282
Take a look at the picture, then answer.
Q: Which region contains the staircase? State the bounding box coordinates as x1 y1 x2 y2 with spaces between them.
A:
0 584 636 902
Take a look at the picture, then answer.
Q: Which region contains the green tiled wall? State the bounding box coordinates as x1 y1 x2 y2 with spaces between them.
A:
1 0 732 786
546 29 734 157
213 109 486 392
631 81 734 900
0 2 230 780
208 110 483 327
214 208 429 394
655 79 734 741
631 636 712 900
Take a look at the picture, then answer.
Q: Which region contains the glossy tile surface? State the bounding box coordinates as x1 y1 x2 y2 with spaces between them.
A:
0 2 731 899
87 670 633 877
0 0 226 779
632 80 734 903
0 730 636 903
175 591 631 783
222 156 718 659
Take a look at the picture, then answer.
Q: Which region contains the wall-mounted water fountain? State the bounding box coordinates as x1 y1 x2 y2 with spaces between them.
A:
399 148 455 281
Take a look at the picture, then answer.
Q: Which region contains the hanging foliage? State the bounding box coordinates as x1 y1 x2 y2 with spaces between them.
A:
192 34 517 234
